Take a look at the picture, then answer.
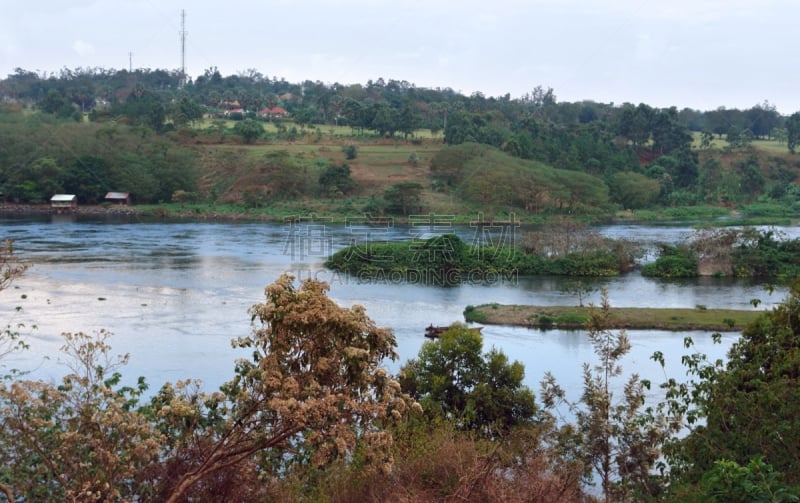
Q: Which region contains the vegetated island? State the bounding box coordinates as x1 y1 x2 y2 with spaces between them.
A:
464 303 762 331
324 232 640 284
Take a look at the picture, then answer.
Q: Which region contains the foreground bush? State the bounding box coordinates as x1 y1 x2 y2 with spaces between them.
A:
0 275 414 501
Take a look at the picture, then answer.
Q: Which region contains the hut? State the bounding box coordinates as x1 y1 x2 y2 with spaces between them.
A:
50 194 77 210
105 192 131 205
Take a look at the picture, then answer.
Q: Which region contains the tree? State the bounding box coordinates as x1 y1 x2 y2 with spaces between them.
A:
648 152 698 192
342 144 358 160
745 101 780 139
0 331 162 501
739 155 765 200
210 119 227 143
698 158 723 202
63 155 111 204
67 84 94 114
151 275 414 501
232 118 264 144
607 171 661 209
342 98 365 133
0 240 25 296
398 101 417 139
115 89 166 132
369 103 398 137
772 127 788 145
400 323 538 436
10 157 64 203
700 130 714 149
1 240 27 372
667 281 800 487
541 290 674 501
319 162 356 195
39 89 78 119
727 127 754 150
616 103 653 147
383 182 423 215
0 275 416 501
651 107 692 155
560 279 598 307
695 457 800 503
786 112 800 154
170 96 204 127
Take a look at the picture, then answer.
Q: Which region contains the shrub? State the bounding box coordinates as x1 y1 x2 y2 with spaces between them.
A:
463 305 487 323
642 245 698 278
342 144 358 160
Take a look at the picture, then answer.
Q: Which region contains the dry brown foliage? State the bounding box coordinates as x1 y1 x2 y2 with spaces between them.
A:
153 274 416 502
0 239 27 293
303 423 592 503
0 275 417 502
0 331 163 502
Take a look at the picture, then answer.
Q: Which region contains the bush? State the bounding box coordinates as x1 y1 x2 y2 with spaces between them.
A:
463 305 487 323
642 245 698 278
342 144 358 160
172 190 200 203
318 163 356 195
538 315 554 329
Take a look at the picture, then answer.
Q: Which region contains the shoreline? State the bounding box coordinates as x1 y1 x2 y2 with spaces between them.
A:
0 203 138 217
0 203 275 222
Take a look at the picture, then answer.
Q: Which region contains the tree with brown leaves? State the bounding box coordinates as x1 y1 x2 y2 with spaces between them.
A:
0 274 415 501
0 331 162 502
152 274 416 501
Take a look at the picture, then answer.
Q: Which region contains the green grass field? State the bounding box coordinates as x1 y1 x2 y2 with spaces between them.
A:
192 118 442 140
691 131 791 154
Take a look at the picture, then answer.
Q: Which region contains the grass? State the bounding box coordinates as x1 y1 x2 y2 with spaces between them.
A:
691 131 791 154
192 118 443 140
751 138 792 154
624 205 731 222
467 304 763 331
131 125 798 225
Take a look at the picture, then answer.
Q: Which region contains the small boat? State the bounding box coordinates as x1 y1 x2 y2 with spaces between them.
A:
424 324 483 339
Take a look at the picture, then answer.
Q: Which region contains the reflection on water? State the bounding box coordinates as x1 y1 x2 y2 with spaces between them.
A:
0 215 793 397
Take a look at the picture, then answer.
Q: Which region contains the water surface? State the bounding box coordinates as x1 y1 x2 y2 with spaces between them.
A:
0 216 790 402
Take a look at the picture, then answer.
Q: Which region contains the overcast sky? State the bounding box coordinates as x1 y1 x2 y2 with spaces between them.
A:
2 0 798 114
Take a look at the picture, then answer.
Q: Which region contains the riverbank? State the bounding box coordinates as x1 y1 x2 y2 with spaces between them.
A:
464 304 762 331
2 202 796 227
0 203 273 222
0 203 138 217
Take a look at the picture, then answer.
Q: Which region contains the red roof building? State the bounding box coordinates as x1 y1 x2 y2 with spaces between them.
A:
258 106 290 118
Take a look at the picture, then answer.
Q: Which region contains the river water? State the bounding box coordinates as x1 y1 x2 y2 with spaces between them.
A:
0 215 793 405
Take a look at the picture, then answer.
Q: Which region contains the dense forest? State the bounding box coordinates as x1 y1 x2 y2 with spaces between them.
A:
1 66 800 218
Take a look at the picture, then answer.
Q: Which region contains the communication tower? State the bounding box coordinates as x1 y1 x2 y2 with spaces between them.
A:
179 9 187 89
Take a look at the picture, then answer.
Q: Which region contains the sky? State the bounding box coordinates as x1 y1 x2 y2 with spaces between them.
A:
2 0 798 114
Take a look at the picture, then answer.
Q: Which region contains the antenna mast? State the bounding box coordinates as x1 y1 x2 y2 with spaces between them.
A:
179 9 187 89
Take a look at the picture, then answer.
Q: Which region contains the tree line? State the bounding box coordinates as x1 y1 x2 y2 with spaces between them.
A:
3 67 800 150
2 67 800 213
0 106 197 204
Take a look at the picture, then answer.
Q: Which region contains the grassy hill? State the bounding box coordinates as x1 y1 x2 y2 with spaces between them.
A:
170 124 620 222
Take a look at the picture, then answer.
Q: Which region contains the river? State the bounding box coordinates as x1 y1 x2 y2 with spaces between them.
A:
0 215 793 405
